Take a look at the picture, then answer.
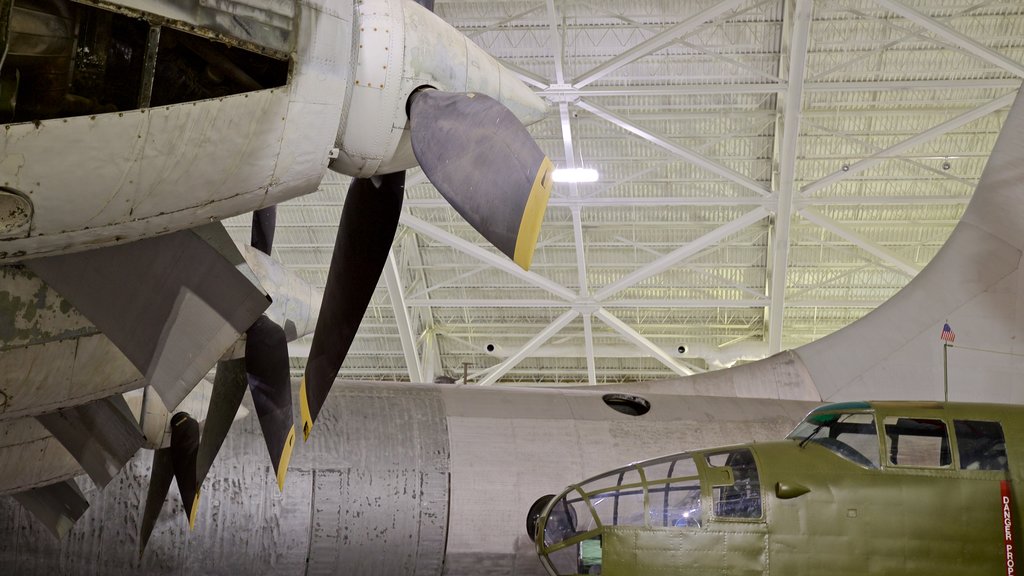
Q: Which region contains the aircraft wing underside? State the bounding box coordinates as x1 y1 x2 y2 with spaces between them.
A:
0 222 274 532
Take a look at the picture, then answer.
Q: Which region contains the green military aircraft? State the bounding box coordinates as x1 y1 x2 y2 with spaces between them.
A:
532 401 1018 575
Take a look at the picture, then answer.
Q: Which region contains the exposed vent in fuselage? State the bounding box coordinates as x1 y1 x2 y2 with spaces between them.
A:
602 393 651 417
1 0 290 124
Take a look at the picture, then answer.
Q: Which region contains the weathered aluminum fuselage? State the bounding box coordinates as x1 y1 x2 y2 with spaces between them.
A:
0 382 817 574
0 0 545 262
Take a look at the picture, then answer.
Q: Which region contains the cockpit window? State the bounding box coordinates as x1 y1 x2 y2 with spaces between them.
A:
707 449 762 519
788 412 880 468
585 469 647 528
884 417 951 467
645 456 702 528
955 420 1008 471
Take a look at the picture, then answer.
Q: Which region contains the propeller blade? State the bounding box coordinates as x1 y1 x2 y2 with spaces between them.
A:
409 89 554 270
300 172 405 440
195 358 247 488
251 206 277 255
170 412 201 530
245 314 296 490
139 447 174 557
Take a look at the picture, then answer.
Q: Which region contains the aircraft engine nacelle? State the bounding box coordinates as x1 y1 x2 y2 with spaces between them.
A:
331 0 547 177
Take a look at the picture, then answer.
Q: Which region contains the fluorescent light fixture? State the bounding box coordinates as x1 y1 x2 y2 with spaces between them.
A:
551 168 599 183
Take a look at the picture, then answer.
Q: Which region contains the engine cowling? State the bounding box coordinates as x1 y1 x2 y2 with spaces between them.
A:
330 0 547 178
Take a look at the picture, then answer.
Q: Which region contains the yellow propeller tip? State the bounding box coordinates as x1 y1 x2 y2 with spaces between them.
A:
299 378 314 442
513 157 554 270
188 491 200 531
276 426 296 491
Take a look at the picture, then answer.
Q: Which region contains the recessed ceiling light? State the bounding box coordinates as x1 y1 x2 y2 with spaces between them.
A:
551 168 599 183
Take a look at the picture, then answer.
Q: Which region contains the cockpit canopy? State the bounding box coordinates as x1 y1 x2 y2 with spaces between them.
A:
534 448 762 576
786 401 1009 471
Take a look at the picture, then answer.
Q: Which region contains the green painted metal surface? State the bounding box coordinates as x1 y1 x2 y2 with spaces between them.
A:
536 401 1022 575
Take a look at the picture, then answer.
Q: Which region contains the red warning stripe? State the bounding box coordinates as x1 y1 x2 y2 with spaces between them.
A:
1003 480 1015 576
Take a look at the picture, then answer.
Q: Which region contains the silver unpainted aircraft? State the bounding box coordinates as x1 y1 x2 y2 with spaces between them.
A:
1 87 1023 575
3 0 1024 572
1 0 554 543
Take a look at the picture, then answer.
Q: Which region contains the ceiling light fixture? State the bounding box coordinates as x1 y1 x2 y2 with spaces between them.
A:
551 167 599 183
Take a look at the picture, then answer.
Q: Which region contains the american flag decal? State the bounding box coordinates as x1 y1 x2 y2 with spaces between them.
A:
940 323 956 343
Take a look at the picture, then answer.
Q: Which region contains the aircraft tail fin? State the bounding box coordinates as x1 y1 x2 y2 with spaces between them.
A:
634 87 1024 404
796 87 1024 403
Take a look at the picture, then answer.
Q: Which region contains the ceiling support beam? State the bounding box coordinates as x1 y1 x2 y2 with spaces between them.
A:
419 328 443 384
592 207 770 302
398 194 970 210
383 250 423 383
767 0 813 354
559 102 577 166
541 79 1019 100
545 0 566 85
593 308 696 376
800 119 978 189
407 265 488 301
505 61 551 90
582 313 597 385
402 231 440 382
798 208 921 277
572 0 747 88
477 310 580 385
874 0 1024 79
577 100 771 196
467 3 546 40
801 92 1016 196
557 102 592 302
557 97 596 382
400 214 577 302
405 298 769 308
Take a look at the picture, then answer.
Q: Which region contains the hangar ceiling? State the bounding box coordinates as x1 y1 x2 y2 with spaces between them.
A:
226 0 1024 386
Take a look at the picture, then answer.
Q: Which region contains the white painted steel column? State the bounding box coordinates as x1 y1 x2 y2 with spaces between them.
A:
383 250 423 383
767 0 813 354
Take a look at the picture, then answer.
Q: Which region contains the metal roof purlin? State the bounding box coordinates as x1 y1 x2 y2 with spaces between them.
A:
875 0 1024 79
798 208 921 278
577 100 772 196
572 0 749 88
801 93 1017 197
399 214 578 302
